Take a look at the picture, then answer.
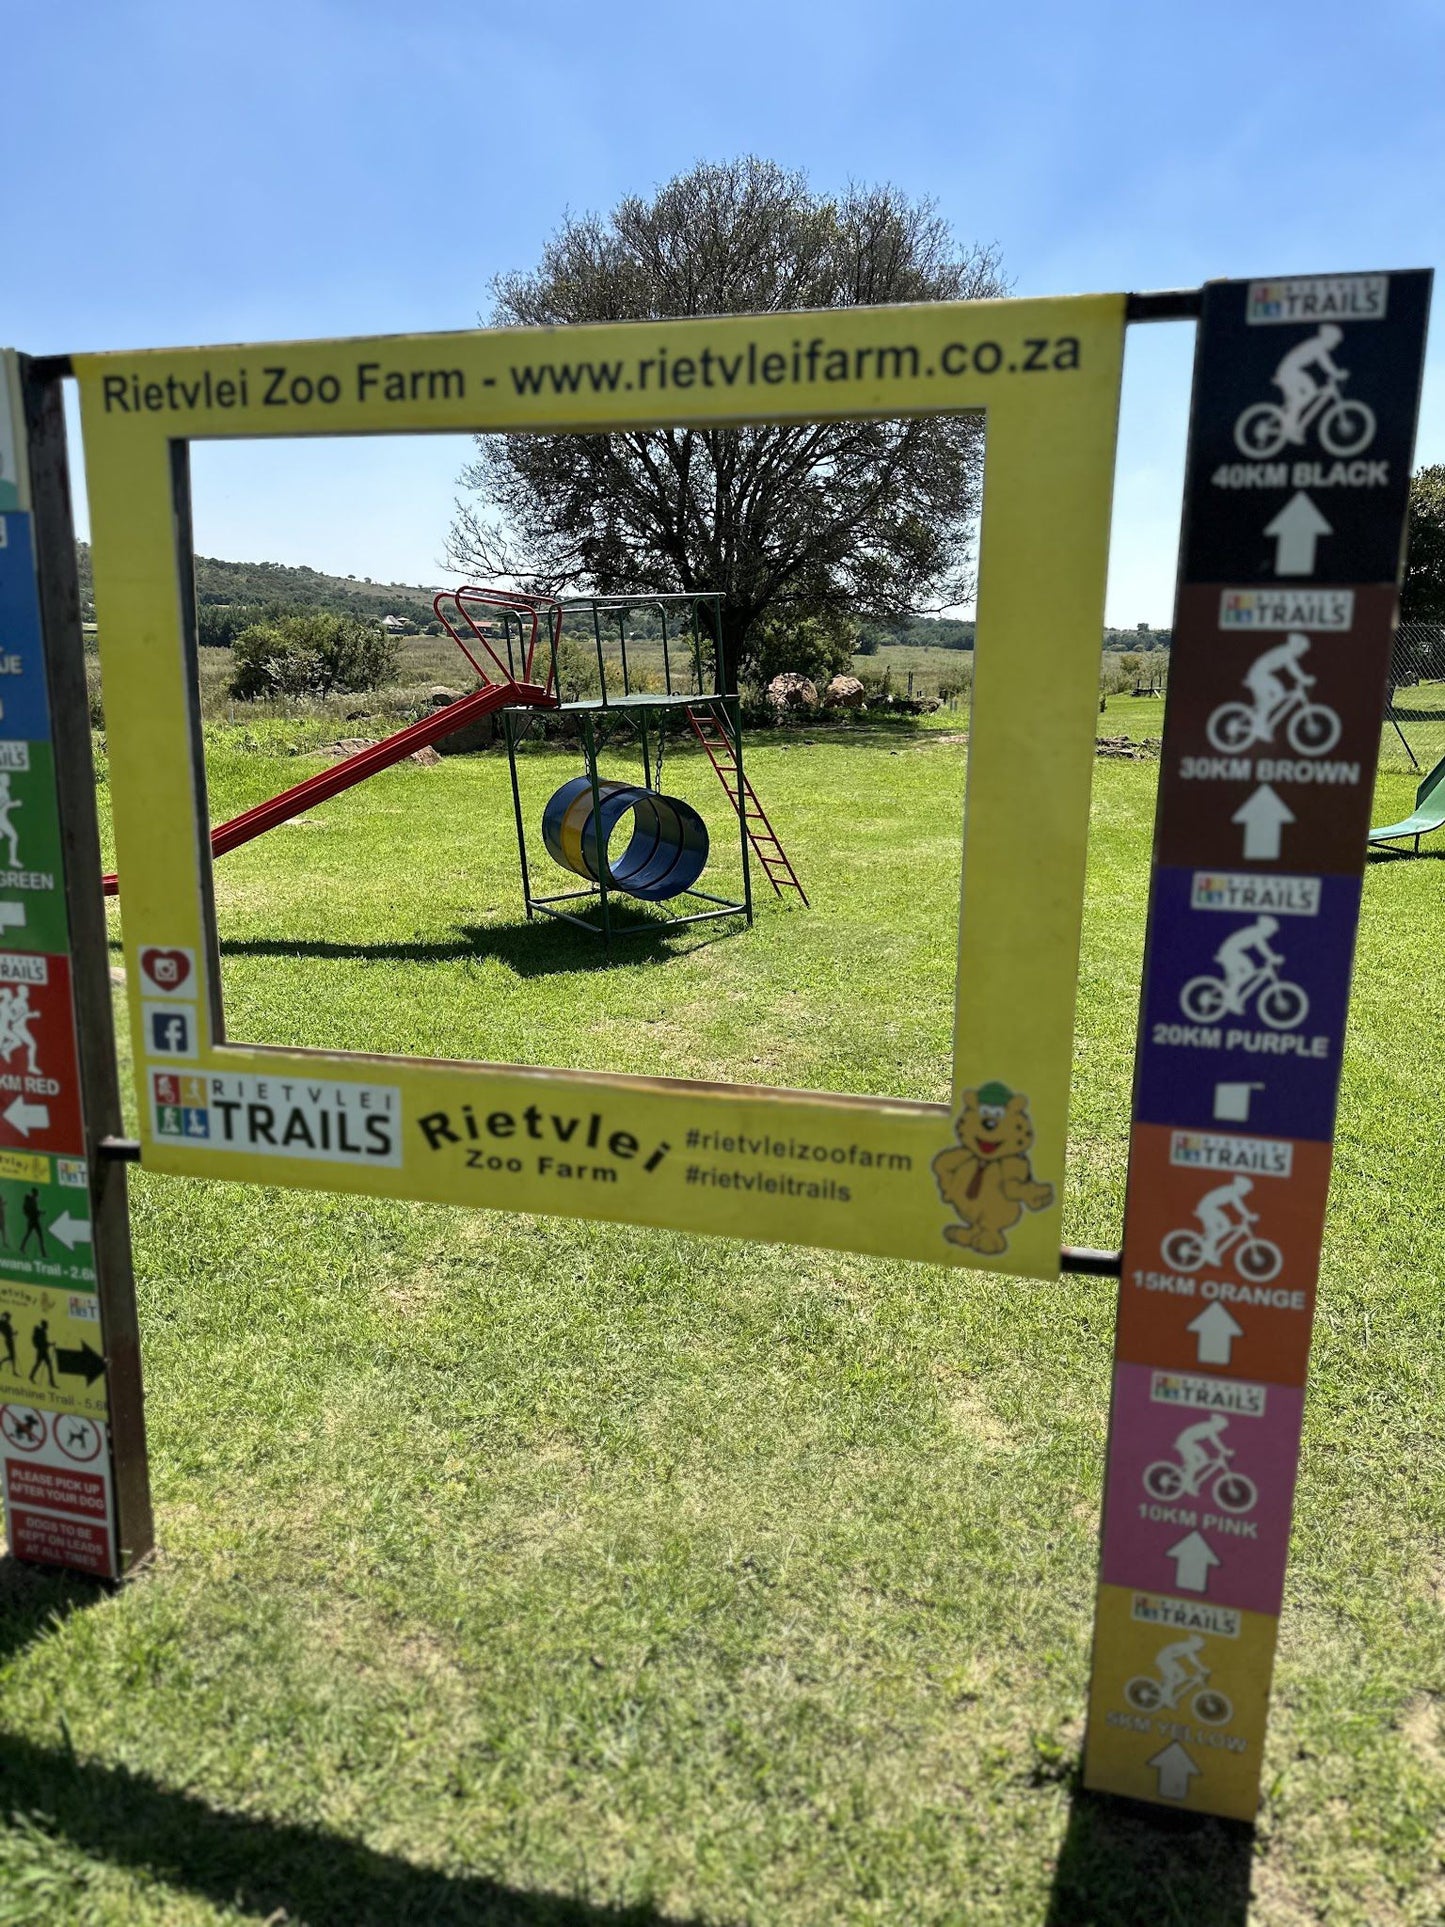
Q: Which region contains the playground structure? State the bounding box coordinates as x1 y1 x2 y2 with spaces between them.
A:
1370 751 1445 851
1371 623 1445 851
457 588 808 948
103 583 807 938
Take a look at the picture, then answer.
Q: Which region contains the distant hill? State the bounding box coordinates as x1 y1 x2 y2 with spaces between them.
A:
76 544 446 640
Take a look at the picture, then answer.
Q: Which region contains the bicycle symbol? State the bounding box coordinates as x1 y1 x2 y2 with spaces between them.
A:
1180 959 1310 1030
1124 1670 1234 1726
1206 683 1341 756
1143 1448 1258 1514
1161 1217 1283 1283
1234 374 1376 461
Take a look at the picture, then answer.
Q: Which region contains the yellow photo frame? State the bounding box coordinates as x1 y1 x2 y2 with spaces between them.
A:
75 292 1125 1278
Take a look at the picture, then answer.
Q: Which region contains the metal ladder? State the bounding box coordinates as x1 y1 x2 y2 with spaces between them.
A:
685 707 809 906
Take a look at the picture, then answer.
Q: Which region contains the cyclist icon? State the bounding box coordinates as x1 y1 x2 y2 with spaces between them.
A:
1161 1175 1283 1282
1144 1413 1259 1513
1206 635 1342 755
1125 1635 1234 1726
1233 325 1377 459
1180 915 1310 1030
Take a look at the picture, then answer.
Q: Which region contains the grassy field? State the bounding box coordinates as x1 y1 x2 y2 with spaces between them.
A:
0 718 1442 1925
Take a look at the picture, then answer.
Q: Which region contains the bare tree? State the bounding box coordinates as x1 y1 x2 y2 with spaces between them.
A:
448 158 1005 688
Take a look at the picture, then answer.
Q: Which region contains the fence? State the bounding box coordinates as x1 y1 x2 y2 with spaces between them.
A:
1381 623 1445 775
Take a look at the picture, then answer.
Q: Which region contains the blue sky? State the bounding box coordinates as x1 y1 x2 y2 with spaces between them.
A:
4 0 1442 623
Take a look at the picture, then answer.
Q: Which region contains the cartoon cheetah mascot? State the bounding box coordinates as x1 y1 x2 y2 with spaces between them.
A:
932 1081 1055 1256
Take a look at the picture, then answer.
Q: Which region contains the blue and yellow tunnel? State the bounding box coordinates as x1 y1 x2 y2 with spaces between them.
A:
542 777 710 903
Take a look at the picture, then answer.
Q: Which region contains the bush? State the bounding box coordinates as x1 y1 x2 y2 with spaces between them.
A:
198 602 277 648
745 609 858 688
229 614 399 702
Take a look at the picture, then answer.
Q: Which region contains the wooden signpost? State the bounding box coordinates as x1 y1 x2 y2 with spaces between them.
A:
1084 271 1431 1819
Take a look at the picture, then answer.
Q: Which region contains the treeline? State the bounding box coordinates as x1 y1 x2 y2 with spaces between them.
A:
1104 627 1170 651
76 544 443 642
859 617 1172 654
857 615 976 653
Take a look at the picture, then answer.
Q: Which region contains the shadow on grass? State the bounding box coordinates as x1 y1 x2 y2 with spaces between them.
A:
1366 845 1445 863
0 1554 105 1670
1045 1785 1253 1926
0 1733 703 1926
215 914 750 979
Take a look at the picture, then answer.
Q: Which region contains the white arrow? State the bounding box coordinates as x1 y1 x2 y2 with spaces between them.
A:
1166 1530 1221 1594
1232 783 1296 861
1188 1302 1245 1367
1148 1740 1202 1802
49 1209 92 1251
3 1095 49 1137
0 903 25 932
1265 491 1332 575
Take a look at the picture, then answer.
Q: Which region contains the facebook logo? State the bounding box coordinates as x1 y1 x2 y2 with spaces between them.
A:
144 1003 195 1057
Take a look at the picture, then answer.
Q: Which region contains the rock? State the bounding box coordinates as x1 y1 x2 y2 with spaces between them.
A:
435 711 499 754
316 735 441 768
822 674 866 709
1096 734 1163 760
427 686 461 707
766 672 819 715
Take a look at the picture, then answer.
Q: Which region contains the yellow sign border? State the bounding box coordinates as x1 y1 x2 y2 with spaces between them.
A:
74 294 1125 1278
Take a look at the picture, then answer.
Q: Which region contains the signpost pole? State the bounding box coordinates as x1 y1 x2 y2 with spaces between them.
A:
0 351 152 1580
1083 271 1431 1820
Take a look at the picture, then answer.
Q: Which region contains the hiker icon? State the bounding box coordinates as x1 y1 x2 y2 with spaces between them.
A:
0 1403 45 1450
1206 636 1342 755
1125 1635 1234 1725
1161 1175 1284 1282
0 1309 15 1373
1143 1413 1259 1513
0 986 43 1077
28 1316 55 1388
1233 326 1377 459
19 1186 47 1257
1180 915 1310 1030
0 772 23 869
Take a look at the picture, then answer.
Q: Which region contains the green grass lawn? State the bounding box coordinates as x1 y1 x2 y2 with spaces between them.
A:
0 726 1442 1925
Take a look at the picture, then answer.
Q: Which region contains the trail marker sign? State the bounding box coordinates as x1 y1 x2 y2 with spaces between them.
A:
0 354 151 1581
1085 270 1430 1821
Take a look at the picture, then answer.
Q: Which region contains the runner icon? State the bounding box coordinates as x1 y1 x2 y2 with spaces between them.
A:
0 773 23 869
0 986 42 1076
1234 326 1377 458
1180 915 1310 1029
1206 636 1342 754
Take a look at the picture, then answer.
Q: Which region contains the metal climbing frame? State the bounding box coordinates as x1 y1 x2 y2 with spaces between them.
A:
502 689 754 954
685 705 809 906
432 584 564 694
568 591 722 705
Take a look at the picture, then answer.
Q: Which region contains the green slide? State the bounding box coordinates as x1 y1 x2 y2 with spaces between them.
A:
1370 752 1445 852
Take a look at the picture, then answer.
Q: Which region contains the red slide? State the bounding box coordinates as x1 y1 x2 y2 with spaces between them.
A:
101 677 555 897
